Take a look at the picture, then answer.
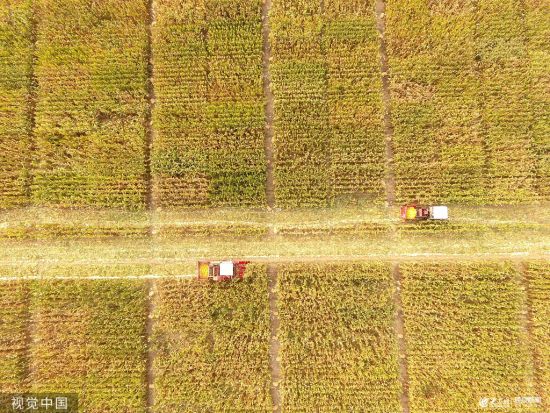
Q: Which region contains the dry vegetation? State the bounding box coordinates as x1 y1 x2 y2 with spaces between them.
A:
31 0 149 208
401 262 541 412
386 0 547 204
30 280 148 413
152 264 272 411
270 0 385 207
152 0 267 207
277 262 401 412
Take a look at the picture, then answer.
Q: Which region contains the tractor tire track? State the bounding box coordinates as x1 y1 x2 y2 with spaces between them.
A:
144 0 156 213
392 263 411 413
375 0 396 206
262 0 276 209
267 264 282 413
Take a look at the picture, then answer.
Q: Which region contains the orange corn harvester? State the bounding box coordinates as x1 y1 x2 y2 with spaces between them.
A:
197 260 250 282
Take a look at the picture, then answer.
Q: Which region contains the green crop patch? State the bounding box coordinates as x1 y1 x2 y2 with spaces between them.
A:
277 262 401 412
152 0 266 208
401 262 539 412
152 264 272 411
29 280 148 413
0 0 33 208
270 0 386 207
31 0 149 209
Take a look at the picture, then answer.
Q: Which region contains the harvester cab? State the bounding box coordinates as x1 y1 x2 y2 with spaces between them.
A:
400 204 449 221
197 260 249 281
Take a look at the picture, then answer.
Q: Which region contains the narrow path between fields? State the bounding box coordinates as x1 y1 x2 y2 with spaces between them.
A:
392 263 411 413
375 0 396 206
145 1 157 411
144 0 156 213
515 262 546 411
267 264 282 413
262 0 276 209
24 4 38 203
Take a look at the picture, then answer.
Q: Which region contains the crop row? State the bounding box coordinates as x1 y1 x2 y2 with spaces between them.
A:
152 0 267 207
270 0 386 207
0 0 33 208
0 280 28 393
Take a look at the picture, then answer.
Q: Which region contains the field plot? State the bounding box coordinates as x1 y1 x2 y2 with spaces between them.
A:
152 264 272 412
400 262 540 413
0 280 29 393
0 0 33 208
152 0 266 207
386 0 540 204
524 261 549 410
386 0 485 204
31 0 148 209
29 280 148 413
477 0 536 203
270 0 386 207
277 263 401 412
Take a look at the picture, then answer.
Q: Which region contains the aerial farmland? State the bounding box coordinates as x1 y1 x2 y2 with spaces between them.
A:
0 0 548 412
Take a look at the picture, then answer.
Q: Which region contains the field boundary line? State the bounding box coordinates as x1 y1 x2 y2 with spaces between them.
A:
515 262 546 410
375 0 396 206
24 2 38 203
267 264 282 412
392 263 411 413
144 0 156 214
261 0 276 209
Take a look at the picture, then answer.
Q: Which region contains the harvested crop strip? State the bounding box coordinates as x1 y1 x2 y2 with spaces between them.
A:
29 280 148 413
152 0 267 207
270 0 385 207
0 0 34 208
153 264 272 411
277 262 401 412
0 280 29 392
31 0 149 209
400 261 538 412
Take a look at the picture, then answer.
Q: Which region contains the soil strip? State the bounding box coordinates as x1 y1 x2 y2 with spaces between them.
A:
262 0 276 209
267 264 282 412
392 263 411 413
375 0 396 206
